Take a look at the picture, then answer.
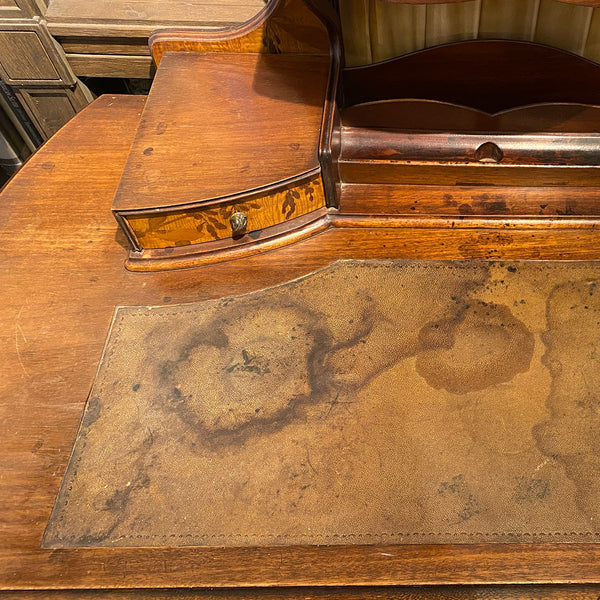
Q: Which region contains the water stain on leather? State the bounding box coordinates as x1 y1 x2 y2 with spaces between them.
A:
533 280 600 521
149 267 497 450
416 301 535 394
153 300 334 449
140 262 536 450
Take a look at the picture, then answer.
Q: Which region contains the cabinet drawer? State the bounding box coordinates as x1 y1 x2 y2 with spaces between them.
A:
120 174 325 251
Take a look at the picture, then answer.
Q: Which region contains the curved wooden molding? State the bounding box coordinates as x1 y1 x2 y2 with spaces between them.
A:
341 130 600 168
126 207 600 271
120 172 326 251
125 208 331 271
150 0 334 65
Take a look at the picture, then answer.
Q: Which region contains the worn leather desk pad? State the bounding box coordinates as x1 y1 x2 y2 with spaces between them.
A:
44 260 600 547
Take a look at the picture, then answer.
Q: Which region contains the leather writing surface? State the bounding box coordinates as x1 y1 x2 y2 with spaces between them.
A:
43 260 600 547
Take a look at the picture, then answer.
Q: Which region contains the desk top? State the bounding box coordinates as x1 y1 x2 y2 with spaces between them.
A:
2 95 600 595
112 52 328 212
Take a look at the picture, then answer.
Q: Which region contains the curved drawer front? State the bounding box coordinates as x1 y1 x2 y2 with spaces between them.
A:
122 174 325 250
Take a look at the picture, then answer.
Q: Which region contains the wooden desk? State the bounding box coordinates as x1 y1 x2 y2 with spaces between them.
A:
2 93 600 598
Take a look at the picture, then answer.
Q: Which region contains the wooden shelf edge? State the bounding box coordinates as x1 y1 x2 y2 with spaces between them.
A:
125 208 331 271
123 210 600 271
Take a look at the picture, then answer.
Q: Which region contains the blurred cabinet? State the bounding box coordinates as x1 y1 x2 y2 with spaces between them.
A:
46 0 267 80
0 11 92 141
0 0 46 19
0 80 37 183
0 0 266 141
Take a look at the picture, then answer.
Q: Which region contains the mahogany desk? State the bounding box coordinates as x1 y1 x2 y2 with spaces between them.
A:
1 92 600 598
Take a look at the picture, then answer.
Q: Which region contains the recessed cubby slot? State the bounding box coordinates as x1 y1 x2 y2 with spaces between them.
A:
337 40 600 193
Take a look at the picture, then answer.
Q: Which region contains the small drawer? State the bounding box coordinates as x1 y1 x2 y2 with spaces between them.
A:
120 174 325 251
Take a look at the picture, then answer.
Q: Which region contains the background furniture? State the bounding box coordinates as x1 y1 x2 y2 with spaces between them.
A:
0 0 93 140
0 0 267 140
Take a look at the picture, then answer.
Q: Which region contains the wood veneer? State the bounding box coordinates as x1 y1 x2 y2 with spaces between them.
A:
125 174 325 250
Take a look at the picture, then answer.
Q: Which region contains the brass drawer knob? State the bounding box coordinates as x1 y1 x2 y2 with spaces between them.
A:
230 211 248 236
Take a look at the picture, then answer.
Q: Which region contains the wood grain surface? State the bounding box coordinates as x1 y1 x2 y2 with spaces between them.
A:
339 161 600 187
3 95 600 594
338 184 600 216
150 0 331 64
66 53 155 78
112 52 329 213
0 31 60 81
